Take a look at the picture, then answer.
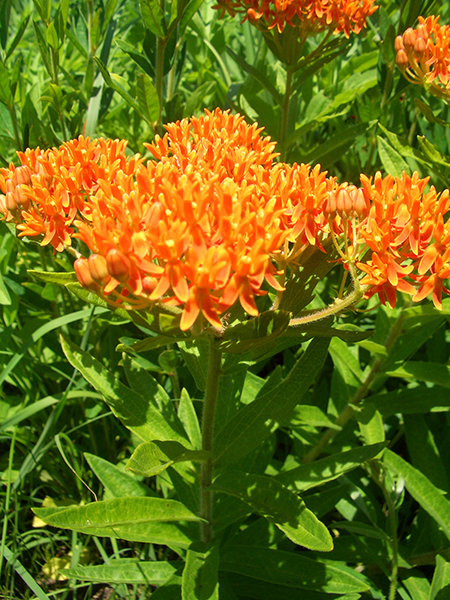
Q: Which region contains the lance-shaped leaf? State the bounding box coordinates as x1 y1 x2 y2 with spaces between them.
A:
384 449 450 541
118 332 189 353
211 472 332 551
218 310 291 354
277 442 387 491
136 72 160 124
370 386 450 416
33 497 202 547
29 269 78 285
65 559 183 585
213 338 330 467
140 0 166 37
182 541 220 600
220 546 370 593
127 440 210 477
84 453 156 498
61 336 190 445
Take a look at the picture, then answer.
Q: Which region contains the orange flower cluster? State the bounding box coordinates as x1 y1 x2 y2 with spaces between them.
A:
396 16 450 100
1 109 449 330
214 0 377 36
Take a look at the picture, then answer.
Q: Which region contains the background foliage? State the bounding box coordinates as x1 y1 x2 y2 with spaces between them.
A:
2 0 450 598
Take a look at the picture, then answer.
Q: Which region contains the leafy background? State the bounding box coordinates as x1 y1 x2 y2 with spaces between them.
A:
2 0 450 598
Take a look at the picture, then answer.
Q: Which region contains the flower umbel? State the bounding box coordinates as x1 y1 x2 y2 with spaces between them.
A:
2 109 450 331
396 16 450 101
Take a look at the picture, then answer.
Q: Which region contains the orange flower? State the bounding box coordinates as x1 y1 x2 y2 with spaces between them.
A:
3 110 450 330
396 16 450 100
214 0 377 36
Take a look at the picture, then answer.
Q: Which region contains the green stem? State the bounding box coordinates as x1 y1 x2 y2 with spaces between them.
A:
289 283 369 328
155 35 166 136
200 337 222 543
280 65 294 159
302 310 406 463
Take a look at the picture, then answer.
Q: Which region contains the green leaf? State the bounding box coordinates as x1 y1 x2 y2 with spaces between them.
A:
277 442 387 491
122 355 187 438
46 21 59 49
178 339 209 391
60 336 190 445
213 338 330 467
430 555 450 600
302 122 368 168
400 570 432 600
0 271 11 304
415 98 450 128
182 541 220 600
33 497 202 547
65 559 183 585
118 332 188 353
95 57 142 114
220 546 370 593
383 449 450 541
178 0 205 35
211 472 333 551
355 402 385 445
2 546 51 600
218 310 291 354
385 361 450 387
332 521 388 541
140 0 166 37
127 440 209 477
84 453 156 498
370 386 450 416
0 60 13 106
136 72 160 124
29 269 78 285
377 136 409 177
225 45 283 106
178 388 201 449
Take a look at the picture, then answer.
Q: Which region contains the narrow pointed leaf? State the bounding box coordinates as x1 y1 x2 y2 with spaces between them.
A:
182 541 220 600
33 497 203 547
384 449 450 541
277 442 387 491
136 72 160 123
213 338 330 467
211 472 333 551
84 453 156 498
140 0 166 37
220 546 370 593
29 269 78 285
61 336 190 445
65 559 183 585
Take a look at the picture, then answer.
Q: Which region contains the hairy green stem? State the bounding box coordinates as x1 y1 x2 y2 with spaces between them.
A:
302 310 406 463
289 283 369 328
155 35 166 136
200 337 222 543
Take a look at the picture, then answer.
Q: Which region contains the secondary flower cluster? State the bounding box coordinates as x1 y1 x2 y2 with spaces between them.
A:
214 0 378 36
396 16 450 100
1 109 449 330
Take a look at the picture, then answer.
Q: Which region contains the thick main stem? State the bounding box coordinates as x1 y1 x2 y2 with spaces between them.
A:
200 337 222 543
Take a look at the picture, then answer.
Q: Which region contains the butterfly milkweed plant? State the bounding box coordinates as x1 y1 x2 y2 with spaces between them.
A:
2 1 450 599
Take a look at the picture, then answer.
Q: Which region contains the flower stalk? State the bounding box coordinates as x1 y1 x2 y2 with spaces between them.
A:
200 336 222 543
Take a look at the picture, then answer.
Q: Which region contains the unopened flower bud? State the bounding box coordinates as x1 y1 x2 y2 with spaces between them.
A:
88 253 110 285
352 188 369 218
336 188 353 218
416 24 429 41
414 36 427 58
0 194 7 214
395 36 405 52
74 258 99 291
403 28 416 50
106 248 131 282
142 276 157 296
15 165 32 186
396 49 409 69
323 192 337 220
